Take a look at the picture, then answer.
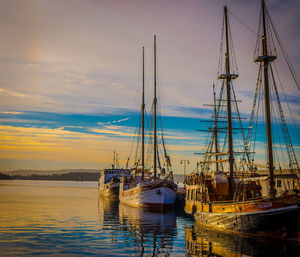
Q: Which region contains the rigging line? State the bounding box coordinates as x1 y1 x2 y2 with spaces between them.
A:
228 16 238 74
261 82 268 170
201 87 215 172
231 86 245 171
254 8 262 60
145 104 154 167
273 95 288 171
231 83 249 157
266 13 277 56
159 116 171 167
219 82 226 172
246 65 263 163
218 14 225 76
270 65 300 175
144 109 152 167
270 83 287 170
134 110 142 166
228 10 257 35
127 110 142 167
273 63 300 142
249 78 262 166
253 80 263 163
266 8 300 91
249 70 264 167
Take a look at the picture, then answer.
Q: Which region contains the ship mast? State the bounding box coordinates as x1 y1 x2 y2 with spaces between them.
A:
113 150 116 169
218 6 237 194
142 47 145 180
153 35 157 178
255 0 277 198
213 84 219 171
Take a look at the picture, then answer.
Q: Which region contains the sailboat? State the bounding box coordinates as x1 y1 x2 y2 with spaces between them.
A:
185 1 300 239
119 36 177 209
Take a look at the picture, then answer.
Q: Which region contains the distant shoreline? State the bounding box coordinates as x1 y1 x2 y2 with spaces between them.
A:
4 172 100 182
0 171 185 183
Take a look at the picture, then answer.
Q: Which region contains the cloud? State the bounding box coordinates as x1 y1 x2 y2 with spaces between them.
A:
97 117 130 126
112 117 130 123
0 118 55 124
0 124 127 169
0 0 299 171
0 88 30 98
0 111 24 115
90 128 135 138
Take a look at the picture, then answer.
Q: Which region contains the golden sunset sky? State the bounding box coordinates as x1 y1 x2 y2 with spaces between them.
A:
0 0 299 173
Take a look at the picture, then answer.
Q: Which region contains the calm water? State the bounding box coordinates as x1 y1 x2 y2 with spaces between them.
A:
0 180 299 256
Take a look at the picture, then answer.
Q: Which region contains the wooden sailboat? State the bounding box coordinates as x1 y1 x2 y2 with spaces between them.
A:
185 1 300 239
119 36 177 209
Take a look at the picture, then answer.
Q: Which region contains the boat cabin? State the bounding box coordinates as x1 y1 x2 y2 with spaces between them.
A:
185 172 262 204
99 168 130 188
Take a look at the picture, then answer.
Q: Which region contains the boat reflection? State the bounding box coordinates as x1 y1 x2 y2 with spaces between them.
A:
98 197 119 230
119 203 177 256
185 223 300 257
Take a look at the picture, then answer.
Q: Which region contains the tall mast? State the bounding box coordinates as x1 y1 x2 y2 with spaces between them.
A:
213 84 219 171
255 0 276 197
116 153 118 169
141 47 145 180
113 150 115 169
224 6 234 188
153 35 157 178
217 6 239 197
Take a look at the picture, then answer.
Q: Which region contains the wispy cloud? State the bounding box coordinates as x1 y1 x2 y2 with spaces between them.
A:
0 111 24 115
0 88 30 98
0 118 55 124
0 0 299 171
0 125 126 169
112 117 130 123
97 117 130 126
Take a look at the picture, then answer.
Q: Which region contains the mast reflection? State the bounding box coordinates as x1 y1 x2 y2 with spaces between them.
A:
185 223 300 257
119 203 177 256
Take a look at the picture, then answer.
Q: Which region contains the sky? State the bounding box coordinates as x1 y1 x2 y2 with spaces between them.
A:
0 0 299 173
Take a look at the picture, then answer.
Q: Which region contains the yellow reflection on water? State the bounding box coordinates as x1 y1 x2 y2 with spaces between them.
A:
185 224 252 257
0 180 99 233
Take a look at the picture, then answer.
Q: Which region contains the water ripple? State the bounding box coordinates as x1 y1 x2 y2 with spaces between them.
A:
0 180 299 256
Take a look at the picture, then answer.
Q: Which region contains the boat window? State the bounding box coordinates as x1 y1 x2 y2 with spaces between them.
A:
197 189 201 201
247 190 254 199
277 179 282 188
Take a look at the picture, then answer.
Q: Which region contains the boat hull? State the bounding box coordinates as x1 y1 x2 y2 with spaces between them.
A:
195 205 300 235
99 183 120 199
120 182 177 210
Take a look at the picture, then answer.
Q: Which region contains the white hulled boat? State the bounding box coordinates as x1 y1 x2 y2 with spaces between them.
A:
119 36 177 209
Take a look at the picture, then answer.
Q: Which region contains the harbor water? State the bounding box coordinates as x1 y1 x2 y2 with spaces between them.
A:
0 180 299 256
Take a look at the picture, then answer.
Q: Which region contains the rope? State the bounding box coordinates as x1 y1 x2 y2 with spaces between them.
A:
266 8 300 91
228 10 257 35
